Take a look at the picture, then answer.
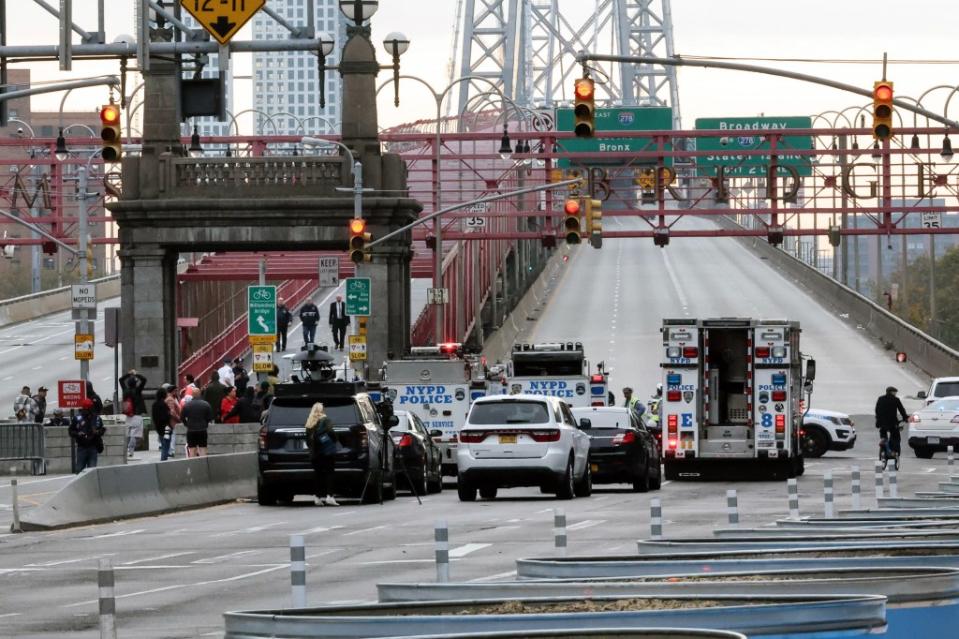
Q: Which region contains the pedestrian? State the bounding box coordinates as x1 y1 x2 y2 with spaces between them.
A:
181 390 213 458
46 408 70 427
161 384 182 457
305 402 339 506
217 357 235 388
85 381 103 415
299 299 320 345
232 358 250 394
224 386 262 423
267 364 280 393
622 387 646 418
255 380 274 412
179 384 194 412
328 294 350 350
69 398 105 472
32 386 48 423
276 298 293 352
14 386 38 422
876 385 909 459
220 386 240 424
202 371 229 422
122 392 144 458
152 388 173 461
118 369 148 414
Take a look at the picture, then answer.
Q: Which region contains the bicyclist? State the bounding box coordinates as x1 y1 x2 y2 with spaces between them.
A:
875 386 909 458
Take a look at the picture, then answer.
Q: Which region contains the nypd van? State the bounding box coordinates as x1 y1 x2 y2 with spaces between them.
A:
506 342 609 408
381 344 487 476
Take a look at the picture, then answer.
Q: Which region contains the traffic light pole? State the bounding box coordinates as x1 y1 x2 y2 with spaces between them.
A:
77 166 90 384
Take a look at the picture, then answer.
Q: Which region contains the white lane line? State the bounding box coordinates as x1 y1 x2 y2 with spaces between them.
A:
567 519 605 531
662 250 690 309
1 376 12 381
0 568 45 575
297 524 344 535
26 554 114 567
0 613 22 618
31 366 42 370
211 521 287 537
191 549 260 564
660 480 672 487
121 551 195 566
469 570 517 582
85 529 145 540
58 356 68 361
359 559 434 565
342 524 388 537
448 543 491 558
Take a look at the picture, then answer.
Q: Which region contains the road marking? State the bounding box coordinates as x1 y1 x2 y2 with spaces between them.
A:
359 559 434 565
662 250 689 309
0 376 12 381
85 529 145 540
342 524 388 537
101 376 112 382
469 570 517 582
567 519 605 531
211 521 287 537
297 524 344 536
0 613 22 619
660 480 672 486
448 543 491 558
192 550 260 564
121 551 195 566
0 568 44 575
31 365 42 370
58 356 68 361
26 554 114 567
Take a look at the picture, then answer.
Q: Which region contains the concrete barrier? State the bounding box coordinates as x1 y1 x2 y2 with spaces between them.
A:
43 422 127 474
0 275 120 328
173 422 261 455
715 215 959 378
20 452 256 530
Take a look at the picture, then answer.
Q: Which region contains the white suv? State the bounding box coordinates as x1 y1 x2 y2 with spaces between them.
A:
456 394 592 501
918 377 959 406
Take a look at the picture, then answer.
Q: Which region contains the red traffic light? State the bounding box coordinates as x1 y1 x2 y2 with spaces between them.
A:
874 83 893 104
574 78 594 100
100 104 120 125
349 218 366 234
564 199 581 215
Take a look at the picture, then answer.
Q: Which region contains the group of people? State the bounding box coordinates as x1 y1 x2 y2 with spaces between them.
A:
276 294 351 352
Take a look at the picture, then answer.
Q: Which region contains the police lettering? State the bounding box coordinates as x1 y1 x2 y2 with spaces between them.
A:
398 385 453 405
757 384 786 391
524 380 574 398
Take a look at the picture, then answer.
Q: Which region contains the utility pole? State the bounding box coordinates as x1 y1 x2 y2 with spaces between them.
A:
77 166 90 383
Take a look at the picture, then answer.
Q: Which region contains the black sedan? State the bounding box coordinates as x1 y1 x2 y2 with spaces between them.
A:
391 410 444 495
571 406 661 492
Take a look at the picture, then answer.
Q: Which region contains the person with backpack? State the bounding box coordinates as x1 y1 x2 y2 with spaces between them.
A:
122 391 144 458
305 402 338 506
69 399 105 472
152 388 173 461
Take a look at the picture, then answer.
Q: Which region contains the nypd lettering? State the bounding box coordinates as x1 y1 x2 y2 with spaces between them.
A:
397 385 454 405
523 380 574 398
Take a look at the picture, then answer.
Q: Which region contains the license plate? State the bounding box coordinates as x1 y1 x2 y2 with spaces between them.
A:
499 434 517 444
591 463 599 473
929 437 941 444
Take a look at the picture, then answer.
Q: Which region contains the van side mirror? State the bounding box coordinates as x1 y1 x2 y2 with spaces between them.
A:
386 415 399 428
805 359 816 382
579 418 592 430
917 390 927 400
429 429 443 438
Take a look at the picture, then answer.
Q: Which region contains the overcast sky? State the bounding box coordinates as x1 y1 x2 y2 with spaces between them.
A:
8 0 959 130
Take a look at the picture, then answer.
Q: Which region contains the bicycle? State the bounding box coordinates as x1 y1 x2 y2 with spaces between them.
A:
878 421 905 471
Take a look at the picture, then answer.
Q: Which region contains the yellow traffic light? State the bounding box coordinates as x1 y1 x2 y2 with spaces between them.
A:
563 198 582 244
100 103 122 163
872 80 894 141
585 198 602 248
573 77 595 138
348 218 371 263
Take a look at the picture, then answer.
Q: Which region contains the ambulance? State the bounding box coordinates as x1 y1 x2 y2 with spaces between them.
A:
505 342 609 408
381 343 488 476
660 318 815 480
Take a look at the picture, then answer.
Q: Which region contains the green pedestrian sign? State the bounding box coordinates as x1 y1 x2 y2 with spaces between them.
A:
345 277 371 316
555 106 673 167
695 116 813 177
247 285 277 340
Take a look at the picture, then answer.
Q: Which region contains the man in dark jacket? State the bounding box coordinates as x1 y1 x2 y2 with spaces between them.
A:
224 386 262 423
328 294 350 350
32 386 48 423
232 358 250 395
181 394 214 457
299 301 320 346
69 398 105 472
202 371 229 422
255 380 274 411
119 369 148 414
276 298 293 352
876 386 909 455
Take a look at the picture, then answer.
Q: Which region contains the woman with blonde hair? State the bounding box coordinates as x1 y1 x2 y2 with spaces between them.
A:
305 402 338 506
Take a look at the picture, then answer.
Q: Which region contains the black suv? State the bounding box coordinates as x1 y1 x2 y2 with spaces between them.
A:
257 381 397 505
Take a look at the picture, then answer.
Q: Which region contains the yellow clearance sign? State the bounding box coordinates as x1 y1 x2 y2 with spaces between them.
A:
180 0 266 45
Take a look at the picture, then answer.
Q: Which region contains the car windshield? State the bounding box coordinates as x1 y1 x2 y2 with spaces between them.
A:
469 400 550 425
572 410 631 429
928 399 959 412
268 400 362 428
934 382 959 398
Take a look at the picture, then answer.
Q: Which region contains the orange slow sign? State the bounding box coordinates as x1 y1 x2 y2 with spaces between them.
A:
180 0 266 46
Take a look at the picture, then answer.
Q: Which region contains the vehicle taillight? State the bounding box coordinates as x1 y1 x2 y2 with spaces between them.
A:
529 429 561 442
668 438 678 449
398 434 413 448
258 425 268 450
682 347 699 358
459 430 486 443
667 414 678 428
909 414 921 424
772 391 787 402
755 347 771 358
590 374 605 383
612 431 636 446
358 428 369 450
667 390 681 402
591 401 604 407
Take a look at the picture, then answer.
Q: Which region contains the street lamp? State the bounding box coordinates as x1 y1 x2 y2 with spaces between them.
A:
498 125 513 160
941 135 954 161
316 31 336 108
54 129 69 161
339 0 378 22
188 126 203 157
382 32 410 107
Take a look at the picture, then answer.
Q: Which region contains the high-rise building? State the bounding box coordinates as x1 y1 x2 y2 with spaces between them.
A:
252 1 346 135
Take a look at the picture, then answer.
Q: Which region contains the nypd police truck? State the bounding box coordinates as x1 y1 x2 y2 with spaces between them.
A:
660 318 814 480
506 342 610 407
381 344 487 477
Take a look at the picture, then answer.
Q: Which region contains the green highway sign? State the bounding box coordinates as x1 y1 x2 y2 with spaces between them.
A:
695 116 813 177
345 277 371 316
555 107 673 167
247 285 277 337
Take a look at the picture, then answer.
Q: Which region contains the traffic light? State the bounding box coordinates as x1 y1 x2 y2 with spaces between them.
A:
100 103 122 162
767 225 785 246
584 198 602 249
573 77 595 138
828 225 841 247
872 81 894 141
348 218 371 263
563 198 582 244
41 241 57 255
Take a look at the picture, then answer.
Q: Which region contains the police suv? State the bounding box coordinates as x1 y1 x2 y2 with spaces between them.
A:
380 343 488 476
504 342 609 408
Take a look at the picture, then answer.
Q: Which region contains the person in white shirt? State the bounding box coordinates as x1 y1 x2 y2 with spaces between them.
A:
217 358 235 388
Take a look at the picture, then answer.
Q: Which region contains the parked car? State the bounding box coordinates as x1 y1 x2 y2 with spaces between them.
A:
571 406 661 492
391 410 444 495
918 377 959 406
800 409 857 458
257 382 396 505
908 396 959 458
456 394 591 501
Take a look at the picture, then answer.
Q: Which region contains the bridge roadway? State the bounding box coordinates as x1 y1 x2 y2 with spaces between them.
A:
0 217 937 638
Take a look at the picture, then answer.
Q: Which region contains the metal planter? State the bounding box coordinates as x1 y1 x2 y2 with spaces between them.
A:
223 594 886 639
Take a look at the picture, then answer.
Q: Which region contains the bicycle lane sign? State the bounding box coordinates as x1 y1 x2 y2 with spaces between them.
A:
248 285 277 343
